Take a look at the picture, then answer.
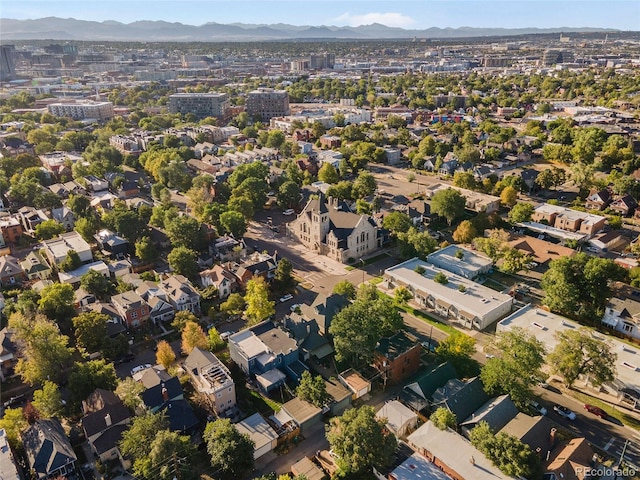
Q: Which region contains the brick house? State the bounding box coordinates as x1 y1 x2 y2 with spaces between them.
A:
111 290 149 328
373 331 421 385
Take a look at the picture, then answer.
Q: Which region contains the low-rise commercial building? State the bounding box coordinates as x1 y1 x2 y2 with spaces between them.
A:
427 245 493 279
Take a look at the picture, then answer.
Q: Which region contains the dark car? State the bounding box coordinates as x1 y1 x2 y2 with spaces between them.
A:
114 353 135 366
3 394 26 408
584 404 607 418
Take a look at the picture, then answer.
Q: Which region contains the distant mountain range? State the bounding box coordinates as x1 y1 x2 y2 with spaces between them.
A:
0 17 618 42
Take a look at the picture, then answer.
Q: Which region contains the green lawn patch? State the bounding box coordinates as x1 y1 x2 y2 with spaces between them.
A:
250 390 282 414
398 304 458 336
568 389 640 431
361 253 391 266
368 276 384 285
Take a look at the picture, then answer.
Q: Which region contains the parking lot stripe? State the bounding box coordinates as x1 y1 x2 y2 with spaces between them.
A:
604 437 616 450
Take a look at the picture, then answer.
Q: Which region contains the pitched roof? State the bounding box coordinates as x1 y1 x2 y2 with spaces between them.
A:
545 438 594 480
405 362 458 400
499 413 554 453
431 377 490 422
375 331 419 360
22 418 77 477
81 395 131 438
0 256 24 278
460 395 519 433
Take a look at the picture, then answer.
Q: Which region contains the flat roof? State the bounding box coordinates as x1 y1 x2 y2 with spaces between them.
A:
390 452 451 480
339 369 371 393
58 261 109 283
235 413 278 451
498 305 640 392
282 397 322 423
231 330 268 359
533 204 606 224
427 245 492 275
517 222 586 241
407 421 514 480
385 258 512 318
291 457 326 480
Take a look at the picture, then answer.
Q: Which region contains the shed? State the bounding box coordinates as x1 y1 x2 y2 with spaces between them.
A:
291 456 326 480
338 369 371 400
376 401 418 438
235 413 278 459
281 398 322 435
324 378 351 415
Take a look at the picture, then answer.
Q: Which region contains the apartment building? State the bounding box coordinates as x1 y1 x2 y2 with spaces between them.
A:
247 88 289 120
168 93 229 120
47 101 114 121
184 347 236 417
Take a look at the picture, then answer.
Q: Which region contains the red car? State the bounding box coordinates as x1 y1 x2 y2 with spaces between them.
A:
584 404 606 418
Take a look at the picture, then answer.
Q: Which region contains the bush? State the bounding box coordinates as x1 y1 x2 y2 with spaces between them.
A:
434 272 448 284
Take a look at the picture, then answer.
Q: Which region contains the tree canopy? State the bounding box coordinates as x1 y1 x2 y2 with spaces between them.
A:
204 418 255 477
296 371 331 407
430 188 467 226
244 276 275 325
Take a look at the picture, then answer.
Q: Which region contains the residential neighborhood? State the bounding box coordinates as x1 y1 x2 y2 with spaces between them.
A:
1 24 640 480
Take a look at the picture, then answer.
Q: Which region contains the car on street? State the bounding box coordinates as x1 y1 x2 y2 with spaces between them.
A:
553 404 576 420
585 246 601 254
220 331 234 341
114 353 135 366
527 399 547 416
130 364 152 376
279 293 294 303
283 209 295 216
584 404 607 418
2 394 26 409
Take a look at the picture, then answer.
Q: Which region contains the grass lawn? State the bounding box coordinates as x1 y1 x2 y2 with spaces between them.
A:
398 304 459 336
568 389 640 431
250 390 282 413
368 276 384 285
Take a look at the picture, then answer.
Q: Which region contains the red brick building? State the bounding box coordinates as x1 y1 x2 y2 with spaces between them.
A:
373 331 421 385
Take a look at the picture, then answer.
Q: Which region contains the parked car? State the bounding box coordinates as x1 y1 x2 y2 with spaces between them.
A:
553 404 576 420
130 364 152 376
290 303 302 313
279 293 294 303
283 209 295 216
114 353 135 366
527 399 547 416
586 246 601 254
3 394 26 409
584 404 607 418
220 331 234 341
421 341 437 353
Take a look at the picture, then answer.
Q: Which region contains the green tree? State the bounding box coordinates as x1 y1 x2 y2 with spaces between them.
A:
220 293 246 317
135 236 158 263
32 380 64 418
452 220 478 244
500 185 518 207
435 332 478 377
120 412 170 462
274 257 295 292
431 188 466 226
0 408 27 448
453 171 478 190
318 162 340 184
548 328 617 388
227 194 255 220
68 360 118 408
277 180 301 209
430 407 457 431
296 371 331 407
133 429 195 480
245 277 275 325
38 282 75 321
540 253 626 321
35 219 65 240
326 181 354 201
326 406 397 477
171 310 199 332
397 227 438 260
208 327 225 352
167 246 198 280
355 198 373 215
383 211 413 235
181 320 209 355
220 210 247 238
73 311 108 353
332 280 357 300
102 204 147 243
59 249 82 272
351 171 377 199
67 194 92 219
9 313 73 385
116 377 145 411
480 328 546 407
80 269 112 299
508 202 534 224
165 215 204 250
499 247 532 274
204 418 255 477
75 216 100 242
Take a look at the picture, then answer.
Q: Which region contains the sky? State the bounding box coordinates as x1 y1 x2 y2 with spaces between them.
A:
2 0 639 31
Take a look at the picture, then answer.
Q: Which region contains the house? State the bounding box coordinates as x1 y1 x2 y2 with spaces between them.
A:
498 305 640 404
18 206 49 233
279 398 322 435
0 255 27 286
473 164 493 181
459 395 519 438
438 159 459 176
84 175 109 192
184 347 236 417
0 215 23 246
520 169 540 193
135 281 174 324
81 389 131 463
235 413 278 460
589 230 630 252
602 286 640 341
85 303 126 337
404 362 458 405
319 134 341 149
338 369 371 401
42 231 93 266
499 413 555 455
407 421 514 480
376 400 418 438
431 377 490 423
508 235 576 266
405 199 432 225
373 331 422 385
284 310 334 362
210 235 246 261
20 251 52 281
530 204 606 238
297 293 349 336
109 258 133 278
610 195 638 217
384 258 513 330
199 264 237 299
427 245 493 279
228 321 302 393
388 452 451 480
545 438 594 480
585 189 612 211
94 229 129 258
159 275 201 314
116 181 140 199
51 207 75 231
0 327 18 381
111 290 150 328
57 261 110 286
233 252 279 285
288 194 382 263
74 287 96 308
22 419 77 480
424 183 501 215
0 428 21 480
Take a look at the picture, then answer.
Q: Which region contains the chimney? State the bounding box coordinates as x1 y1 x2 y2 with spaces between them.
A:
162 386 169 402
550 427 557 448
104 413 112 427
536 447 542 458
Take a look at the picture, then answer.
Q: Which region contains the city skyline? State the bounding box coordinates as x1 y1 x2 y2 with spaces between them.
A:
2 0 639 31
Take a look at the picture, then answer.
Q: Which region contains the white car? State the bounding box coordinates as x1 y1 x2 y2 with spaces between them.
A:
279 294 294 303
290 304 302 313
220 331 233 341
553 404 576 420
283 209 295 216
130 364 152 376
585 246 601 254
